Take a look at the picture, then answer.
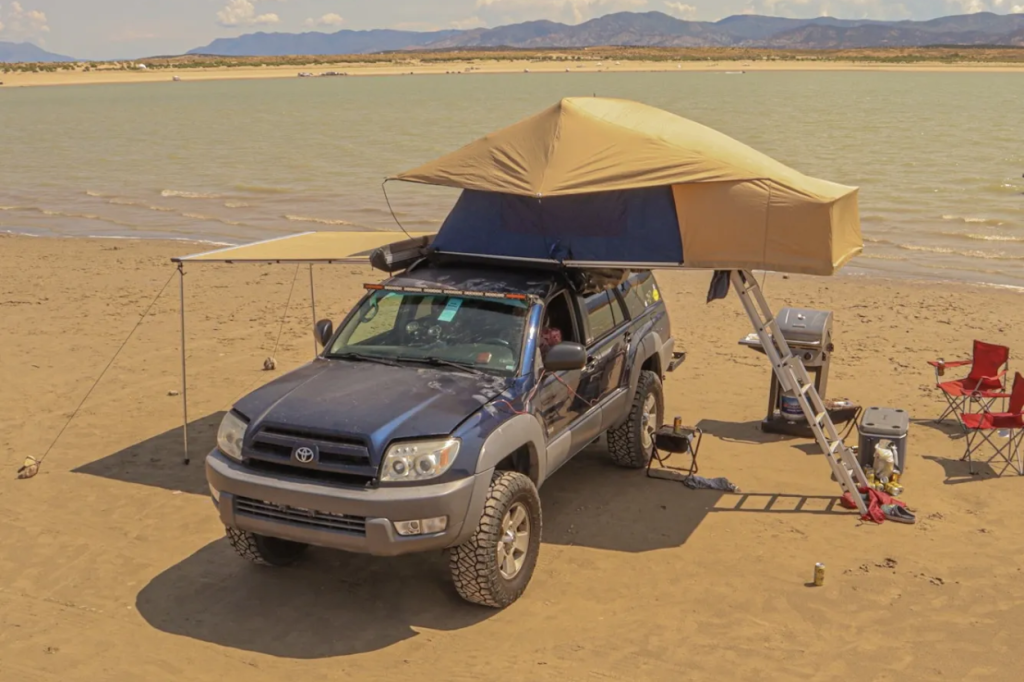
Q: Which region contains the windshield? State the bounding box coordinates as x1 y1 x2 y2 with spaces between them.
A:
326 290 531 376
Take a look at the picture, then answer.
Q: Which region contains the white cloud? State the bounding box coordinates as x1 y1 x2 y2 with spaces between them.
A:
304 13 345 28
217 0 280 28
663 1 698 17
0 1 50 39
476 0 649 24
452 16 488 29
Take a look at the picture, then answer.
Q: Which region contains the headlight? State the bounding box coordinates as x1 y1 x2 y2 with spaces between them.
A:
380 439 460 483
217 412 247 462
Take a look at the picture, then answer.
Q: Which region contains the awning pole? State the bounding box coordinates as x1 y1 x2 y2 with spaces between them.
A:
178 263 190 466
309 264 318 357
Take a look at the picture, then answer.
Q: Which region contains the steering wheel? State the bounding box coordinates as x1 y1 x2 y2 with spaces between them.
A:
405 320 443 347
478 337 511 348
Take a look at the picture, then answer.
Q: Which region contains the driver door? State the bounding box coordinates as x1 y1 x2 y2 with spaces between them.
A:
535 292 586 471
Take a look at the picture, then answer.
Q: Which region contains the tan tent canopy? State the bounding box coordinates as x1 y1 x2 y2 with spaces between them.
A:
392 97 862 276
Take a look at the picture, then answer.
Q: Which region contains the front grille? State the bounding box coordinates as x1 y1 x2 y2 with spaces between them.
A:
245 424 377 483
246 459 375 487
259 426 364 448
236 496 367 535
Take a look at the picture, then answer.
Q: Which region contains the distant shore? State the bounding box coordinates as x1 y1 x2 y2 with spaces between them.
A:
4 57 1024 88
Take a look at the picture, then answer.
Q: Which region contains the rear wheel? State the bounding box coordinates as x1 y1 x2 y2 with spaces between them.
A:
226 527 308 567
449 471 542 608
607 370 663 469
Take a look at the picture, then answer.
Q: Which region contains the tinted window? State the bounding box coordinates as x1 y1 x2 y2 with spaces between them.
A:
585 290 618 341
618 272 659 319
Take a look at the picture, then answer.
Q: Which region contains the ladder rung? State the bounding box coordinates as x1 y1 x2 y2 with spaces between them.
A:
814 411 826 424
801 383 814 395
828 441 843 454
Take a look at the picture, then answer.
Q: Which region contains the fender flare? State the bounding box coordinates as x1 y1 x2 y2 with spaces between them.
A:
628 331 664 396
475 412 546 485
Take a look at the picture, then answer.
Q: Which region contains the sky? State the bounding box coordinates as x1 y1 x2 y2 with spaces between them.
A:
1 0 1023 60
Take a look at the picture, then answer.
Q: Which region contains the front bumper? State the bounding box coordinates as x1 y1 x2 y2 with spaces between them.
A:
206 450 491 556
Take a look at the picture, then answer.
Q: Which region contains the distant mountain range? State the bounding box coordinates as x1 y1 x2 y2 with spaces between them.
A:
0 41 75 63
188 11 1024 57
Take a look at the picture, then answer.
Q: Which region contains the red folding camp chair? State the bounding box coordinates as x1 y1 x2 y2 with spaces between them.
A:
961 372 1024 476
929 340 1010 424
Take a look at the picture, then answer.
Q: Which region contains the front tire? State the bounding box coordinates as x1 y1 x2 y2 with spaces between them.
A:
226 527 308 567
607 369 663 469
450 471 542 608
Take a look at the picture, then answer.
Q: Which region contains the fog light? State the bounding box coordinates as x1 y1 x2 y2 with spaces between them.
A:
394 516 448 537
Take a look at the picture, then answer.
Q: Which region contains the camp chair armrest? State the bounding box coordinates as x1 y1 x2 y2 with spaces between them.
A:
929 359 971 368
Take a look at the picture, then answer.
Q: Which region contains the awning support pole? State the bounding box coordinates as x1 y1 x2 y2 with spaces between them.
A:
178 263 190 466
309 264 318 357
729 270 869 516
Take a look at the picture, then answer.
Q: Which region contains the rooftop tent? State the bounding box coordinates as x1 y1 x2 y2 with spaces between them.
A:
392 97 862 276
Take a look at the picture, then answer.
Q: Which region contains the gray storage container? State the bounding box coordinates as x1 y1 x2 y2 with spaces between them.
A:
859 407 910 473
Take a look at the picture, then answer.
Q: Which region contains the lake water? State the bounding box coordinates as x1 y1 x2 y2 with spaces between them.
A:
2 71 1022 287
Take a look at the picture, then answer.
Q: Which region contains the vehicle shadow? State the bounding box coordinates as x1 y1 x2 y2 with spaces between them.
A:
72 413 222 496
539 443 723 553
135 539 490 659
696 418 773 445
697 418 833 457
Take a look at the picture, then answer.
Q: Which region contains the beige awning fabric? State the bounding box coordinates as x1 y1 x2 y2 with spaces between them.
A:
173 231 433 264
392 97 862 276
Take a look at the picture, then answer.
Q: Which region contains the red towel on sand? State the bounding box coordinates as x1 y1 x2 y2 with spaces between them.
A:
840 487 907 524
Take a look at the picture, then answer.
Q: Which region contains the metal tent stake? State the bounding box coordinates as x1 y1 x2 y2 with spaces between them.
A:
178 263 190 465
730 270 869 516
309 264 318 357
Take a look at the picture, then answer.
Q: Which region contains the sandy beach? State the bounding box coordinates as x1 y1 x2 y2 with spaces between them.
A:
4 57 1024 88
2 232 1023 680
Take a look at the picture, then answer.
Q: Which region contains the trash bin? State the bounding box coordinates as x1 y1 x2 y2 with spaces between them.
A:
859 407 910 473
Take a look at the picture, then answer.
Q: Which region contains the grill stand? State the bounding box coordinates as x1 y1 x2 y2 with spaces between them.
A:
731 270 870 516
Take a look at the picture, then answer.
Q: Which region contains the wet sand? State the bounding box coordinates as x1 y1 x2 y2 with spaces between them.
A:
4 57 1024 88
2 233 1023 680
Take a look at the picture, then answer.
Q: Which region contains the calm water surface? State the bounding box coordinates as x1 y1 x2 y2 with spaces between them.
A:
1 71 1022 286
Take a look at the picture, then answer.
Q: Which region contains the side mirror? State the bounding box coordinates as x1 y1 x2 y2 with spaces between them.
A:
543 342 587 372
315 319 334 349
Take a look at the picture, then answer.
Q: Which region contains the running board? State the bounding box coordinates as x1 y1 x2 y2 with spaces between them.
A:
730 270 870 516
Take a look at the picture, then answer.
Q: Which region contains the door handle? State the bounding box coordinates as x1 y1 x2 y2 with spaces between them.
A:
586 356 597 370
623 331 632 343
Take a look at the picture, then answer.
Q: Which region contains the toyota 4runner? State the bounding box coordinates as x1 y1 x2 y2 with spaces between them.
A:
206 260 681 608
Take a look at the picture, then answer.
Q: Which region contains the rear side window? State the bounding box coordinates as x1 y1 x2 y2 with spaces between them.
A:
618 272 660 319
585 290 622 342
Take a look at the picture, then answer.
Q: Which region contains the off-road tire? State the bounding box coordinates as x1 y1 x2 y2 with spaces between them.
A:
226 527 308 567
449 471 542 609
607 369 663 469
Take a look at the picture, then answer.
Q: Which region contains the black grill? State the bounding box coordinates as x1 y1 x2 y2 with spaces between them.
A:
236 496 367 535
246 459 375 487
245 424 377 484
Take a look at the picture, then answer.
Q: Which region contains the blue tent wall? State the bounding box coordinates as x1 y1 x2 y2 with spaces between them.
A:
432 187 684 265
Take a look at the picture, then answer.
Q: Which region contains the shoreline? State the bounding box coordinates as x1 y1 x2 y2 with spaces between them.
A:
4 58 1024 88
3 231 1019 293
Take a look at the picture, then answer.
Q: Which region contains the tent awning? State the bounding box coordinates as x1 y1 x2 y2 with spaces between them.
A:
172 231 433 264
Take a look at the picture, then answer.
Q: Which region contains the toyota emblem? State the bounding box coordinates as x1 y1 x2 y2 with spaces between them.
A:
294 446 316 464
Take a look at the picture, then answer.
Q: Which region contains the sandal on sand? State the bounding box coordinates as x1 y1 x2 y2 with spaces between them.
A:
882 504 916 524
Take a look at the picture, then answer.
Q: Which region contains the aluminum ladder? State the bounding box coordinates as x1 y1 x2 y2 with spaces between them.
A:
730 270 870 516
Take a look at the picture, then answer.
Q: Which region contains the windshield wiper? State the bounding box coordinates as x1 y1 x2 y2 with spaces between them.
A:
398 356 489 376
330 352 401 368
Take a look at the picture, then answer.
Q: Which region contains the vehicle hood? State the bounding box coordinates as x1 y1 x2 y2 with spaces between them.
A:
234 358 509 457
